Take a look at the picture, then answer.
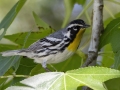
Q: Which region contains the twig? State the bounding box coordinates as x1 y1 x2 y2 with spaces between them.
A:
77 0 93 19
83 0 104 67
82 0 104 89
0 75 29 78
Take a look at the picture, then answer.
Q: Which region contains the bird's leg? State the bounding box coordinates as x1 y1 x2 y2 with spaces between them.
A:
42 60 51 72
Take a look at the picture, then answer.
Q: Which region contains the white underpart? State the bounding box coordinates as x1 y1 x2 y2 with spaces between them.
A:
34 48 74 64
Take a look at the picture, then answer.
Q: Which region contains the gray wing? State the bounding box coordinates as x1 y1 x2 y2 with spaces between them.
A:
1 29 66 58
27 29 65 53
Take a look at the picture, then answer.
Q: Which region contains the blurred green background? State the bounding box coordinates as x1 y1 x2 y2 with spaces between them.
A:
0 0 119 34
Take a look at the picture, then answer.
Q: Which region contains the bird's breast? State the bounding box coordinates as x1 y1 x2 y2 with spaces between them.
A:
67 28 85 51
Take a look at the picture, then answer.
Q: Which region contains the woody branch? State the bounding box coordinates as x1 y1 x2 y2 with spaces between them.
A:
82 0 104 90
83 0 104 67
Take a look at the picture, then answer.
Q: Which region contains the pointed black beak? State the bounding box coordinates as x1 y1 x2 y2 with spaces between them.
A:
83 24 90 28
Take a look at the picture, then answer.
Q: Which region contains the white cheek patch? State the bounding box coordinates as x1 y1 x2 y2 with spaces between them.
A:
64 31 70 38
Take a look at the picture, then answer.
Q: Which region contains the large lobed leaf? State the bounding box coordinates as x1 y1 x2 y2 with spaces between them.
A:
6 67 120 90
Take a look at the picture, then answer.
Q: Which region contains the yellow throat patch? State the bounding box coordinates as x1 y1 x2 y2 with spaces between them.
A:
67 28 85 51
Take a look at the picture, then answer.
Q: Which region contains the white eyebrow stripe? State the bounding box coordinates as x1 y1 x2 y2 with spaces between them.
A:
67 24 83 28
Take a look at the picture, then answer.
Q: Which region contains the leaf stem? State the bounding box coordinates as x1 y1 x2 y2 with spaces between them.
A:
98 51 114 55
77 0 93 19
104 5 115 19
0 75 29 78
85 11 91 24
106 0 120 5
22 30 32 49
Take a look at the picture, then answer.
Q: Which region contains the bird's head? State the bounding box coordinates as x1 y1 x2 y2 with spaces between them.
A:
65 19 90 38
67 19 90 31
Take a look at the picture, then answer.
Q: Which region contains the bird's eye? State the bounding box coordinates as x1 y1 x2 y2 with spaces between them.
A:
73 26 77 30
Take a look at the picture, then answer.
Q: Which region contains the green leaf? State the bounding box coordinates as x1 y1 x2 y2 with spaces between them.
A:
0 55 20 76
0 78 7 90
53 53 82 71
104 12 120 27
99 17 120 51
99 17 120 69
0 0 27 40
4 30 53 48
0 68 15 90
6 67 120 90
16 57 36 75
101 44 114 67
0 58 36 89
0 44 18 52
114 50 120 69
7 58 36 86
105 78 120 90
33 12 50 29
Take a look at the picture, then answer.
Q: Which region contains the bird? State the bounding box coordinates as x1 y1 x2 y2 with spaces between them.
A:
1 19 90 71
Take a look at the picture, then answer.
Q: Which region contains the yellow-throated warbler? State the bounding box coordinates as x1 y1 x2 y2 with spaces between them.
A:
1 19 90 71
